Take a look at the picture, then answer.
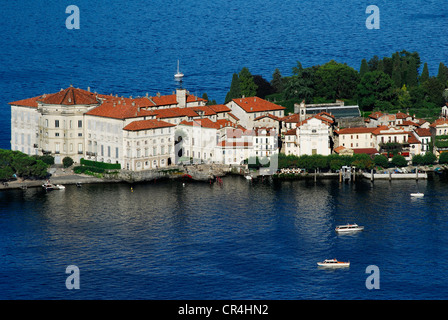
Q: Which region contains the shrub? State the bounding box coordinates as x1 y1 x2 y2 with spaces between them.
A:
80 158 121 170
62 157 74 168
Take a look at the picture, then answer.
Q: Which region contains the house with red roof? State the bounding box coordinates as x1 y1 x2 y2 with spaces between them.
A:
226 96 285 130
122 119 176 171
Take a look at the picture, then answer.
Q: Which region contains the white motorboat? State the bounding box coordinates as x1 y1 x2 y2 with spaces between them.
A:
335 223 364 233
42 182 54 191
245 175 252 180
174 60 184 80
317 259 350 268
410 192 424 197
55 184 65 190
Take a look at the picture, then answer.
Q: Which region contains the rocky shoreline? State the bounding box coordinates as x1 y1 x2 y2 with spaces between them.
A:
0 164 246 190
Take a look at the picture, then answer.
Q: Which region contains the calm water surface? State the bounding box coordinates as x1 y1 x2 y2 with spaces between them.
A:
1 0 448 300
1 176 447 299
1 0 448 148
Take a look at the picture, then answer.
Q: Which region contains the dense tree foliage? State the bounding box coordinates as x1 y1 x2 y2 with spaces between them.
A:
220 50 447 119
0 149 49 180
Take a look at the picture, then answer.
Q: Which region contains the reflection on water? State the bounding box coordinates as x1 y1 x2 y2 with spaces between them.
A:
1 175 448 299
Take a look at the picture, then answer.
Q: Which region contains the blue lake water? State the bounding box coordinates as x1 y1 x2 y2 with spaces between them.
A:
1 0 448 300
1 176 448 300
1 0 448 149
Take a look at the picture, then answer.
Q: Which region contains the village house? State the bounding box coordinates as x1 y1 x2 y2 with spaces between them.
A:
122 119 176 171
430 118 448 156
226 96 285 130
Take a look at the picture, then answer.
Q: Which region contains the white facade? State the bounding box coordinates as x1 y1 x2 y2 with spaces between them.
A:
297 117 332 156
10 105 39 156
122 121 175 171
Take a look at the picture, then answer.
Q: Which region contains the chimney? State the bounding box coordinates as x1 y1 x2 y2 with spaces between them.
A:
87 86 90 92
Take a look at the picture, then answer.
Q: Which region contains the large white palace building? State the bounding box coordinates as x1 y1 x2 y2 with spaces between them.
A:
10 86 285 170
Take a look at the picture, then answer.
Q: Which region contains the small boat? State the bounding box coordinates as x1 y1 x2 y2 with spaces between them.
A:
410 192 424 197
245 175 252 180
42 182 54 191
55 184 65 190
317 259 350 268
174 60 184 80
335 223 364 233
76 182 82 188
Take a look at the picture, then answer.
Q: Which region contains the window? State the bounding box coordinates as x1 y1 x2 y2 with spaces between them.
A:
55 132 60 137
78 120 82 128
107 146 111 157
115 147 119 158
55 120 59 128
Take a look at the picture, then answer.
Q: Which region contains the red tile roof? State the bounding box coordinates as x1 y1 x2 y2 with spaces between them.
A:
38 86 99 105
9 95 43 108
368 111 384 119
254 113 282 121
396 111 408 119
179 118 237 130
123 119 175 131
407 133 421 144
85 98 155 119
430 118 448 128
231 97 285 113
353 148 378 154
208 104 231 113
414 128 432 137
150 94 205 106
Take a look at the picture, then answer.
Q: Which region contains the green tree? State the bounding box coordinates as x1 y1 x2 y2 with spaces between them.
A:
392 154 407 167
412 154 424 165
360 59 369 77
420 62 429 84
271 68 284 93
30 160 49 178
0 166 14 181
422 77 445 107
368 55 379 72
422 152 437 165
437 62 448 88
406 57 418 87
284 68 315 102
239 67 258 98
438 152 448 164
391 53 402 88
374 154 389 168
357 71 396 111
224 73 241 103
314 60 360 100
397 84 412 110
